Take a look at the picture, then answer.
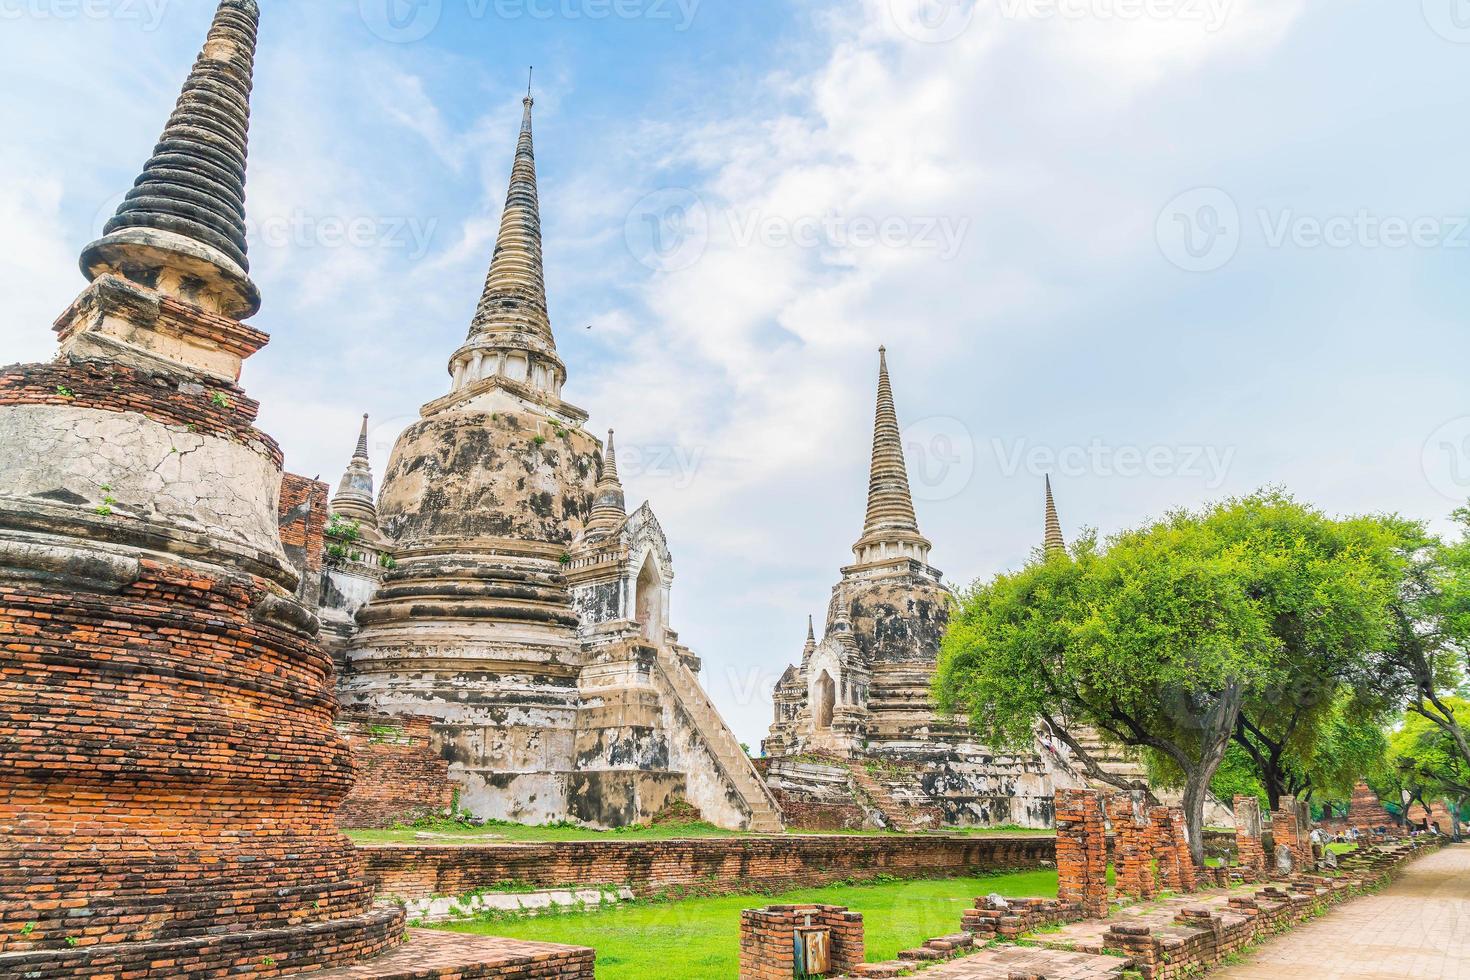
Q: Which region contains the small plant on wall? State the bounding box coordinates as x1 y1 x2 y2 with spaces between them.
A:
325 515 362 543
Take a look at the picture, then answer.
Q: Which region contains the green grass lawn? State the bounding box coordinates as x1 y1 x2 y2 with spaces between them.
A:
347 819 1055 846
433 870 1060 980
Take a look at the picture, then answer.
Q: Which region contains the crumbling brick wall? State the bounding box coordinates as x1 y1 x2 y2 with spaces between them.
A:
0 558 403 976
1345 783 1393 831
1272 796 1314 873
361 835 1054 901
963 896 1084 940
1055 789 1109 917
739 905 863 980
1234 795 1267 873
336 713 454 829
279 472 328 609
1108 791 1158 900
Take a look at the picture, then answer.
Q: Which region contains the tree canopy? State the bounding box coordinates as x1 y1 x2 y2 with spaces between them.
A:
936 490 1404 862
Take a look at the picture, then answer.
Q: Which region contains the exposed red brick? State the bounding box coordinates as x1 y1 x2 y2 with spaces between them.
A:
337 713 454 830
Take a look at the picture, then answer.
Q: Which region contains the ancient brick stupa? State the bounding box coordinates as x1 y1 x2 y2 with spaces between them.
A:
764 350 1060 828
335 87 780 832
0 2 414 974
0 4 600 976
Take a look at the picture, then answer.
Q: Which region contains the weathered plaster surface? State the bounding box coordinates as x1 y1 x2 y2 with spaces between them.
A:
0 403 284 560
378 406 597 547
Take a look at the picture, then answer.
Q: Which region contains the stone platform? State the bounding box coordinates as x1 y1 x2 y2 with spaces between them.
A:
313 931 594 979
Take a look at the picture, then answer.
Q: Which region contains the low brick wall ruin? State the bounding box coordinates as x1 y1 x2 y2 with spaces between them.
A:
740 905 864 980
335 713 454 829
360 835 1054 902
962 896 1085 940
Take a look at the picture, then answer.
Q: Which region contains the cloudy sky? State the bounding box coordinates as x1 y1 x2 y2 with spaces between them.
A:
3 0 1469 748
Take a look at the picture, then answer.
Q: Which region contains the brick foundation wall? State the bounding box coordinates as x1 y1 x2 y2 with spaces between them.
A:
359 835 1054 902
0 557 404 977
1055 790 1109 917
337 713 454 829
739 905 863 980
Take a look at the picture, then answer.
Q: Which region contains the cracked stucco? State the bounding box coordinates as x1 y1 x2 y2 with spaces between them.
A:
0 403 284 559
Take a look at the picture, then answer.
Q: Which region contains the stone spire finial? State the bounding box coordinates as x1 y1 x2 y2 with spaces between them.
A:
447 85 566 398
331 414 378 527
1044 475 1066 556
585 429 627 538
81 0 262 319
802 615 818 663
354 413 370 459
852 347 932 566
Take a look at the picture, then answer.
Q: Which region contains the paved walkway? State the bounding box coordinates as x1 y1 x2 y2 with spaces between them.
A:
1214 844 1470 980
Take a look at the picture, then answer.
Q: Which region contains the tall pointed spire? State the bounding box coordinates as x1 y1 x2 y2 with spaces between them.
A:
852 347 932 567
331 415 378 528
81 0 261 319
801 615 818 662
585 429 627 538
446 79 568 402
1044 475 1066 556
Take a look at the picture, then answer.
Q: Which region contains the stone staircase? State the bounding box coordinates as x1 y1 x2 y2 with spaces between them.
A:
652 646 785 833
847 763 935 832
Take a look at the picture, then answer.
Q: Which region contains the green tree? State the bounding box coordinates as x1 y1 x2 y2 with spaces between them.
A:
1388 697 1470 836
937 491 1402 864
937 503 1278 865
1373 512 1470 781
1210 499 1402 809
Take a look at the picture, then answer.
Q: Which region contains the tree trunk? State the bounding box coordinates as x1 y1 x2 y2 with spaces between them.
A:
1182 681 1244 866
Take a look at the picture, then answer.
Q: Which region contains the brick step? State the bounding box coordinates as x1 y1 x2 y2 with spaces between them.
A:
313 930 594 978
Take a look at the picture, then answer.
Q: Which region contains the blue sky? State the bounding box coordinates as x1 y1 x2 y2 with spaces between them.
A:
4 0 1470 749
